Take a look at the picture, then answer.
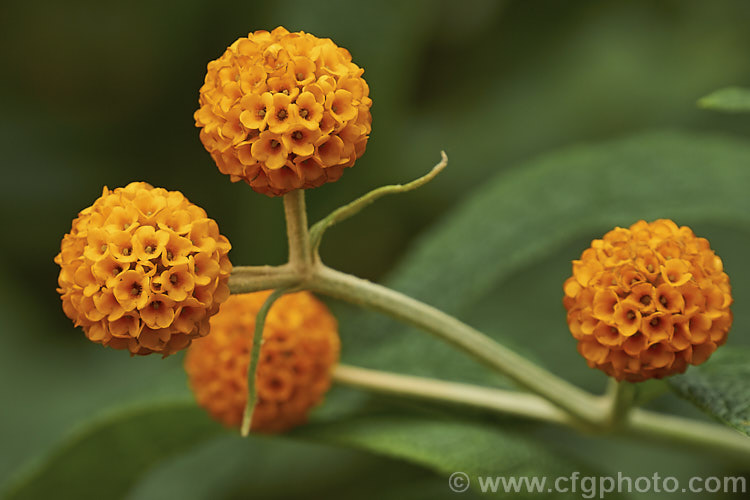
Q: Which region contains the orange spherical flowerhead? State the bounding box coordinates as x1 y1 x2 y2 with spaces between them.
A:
54 182 232 356
194 26 372 197
184 291 340 433
563 219 732 382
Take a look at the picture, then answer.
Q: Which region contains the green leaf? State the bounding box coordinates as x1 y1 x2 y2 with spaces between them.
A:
130 431 476 500
5 401 601 500
698 87 750 113
390 131 750 317
296 413 580 482
668 348 750 437
3 402 224 500
337 131 750 387
11 131 750 497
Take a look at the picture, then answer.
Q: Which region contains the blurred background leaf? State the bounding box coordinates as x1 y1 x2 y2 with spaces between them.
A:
4 404 222 500
699 87 750 113
3 0 750 498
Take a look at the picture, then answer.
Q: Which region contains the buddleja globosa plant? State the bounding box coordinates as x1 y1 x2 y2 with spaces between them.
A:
55 27 750 457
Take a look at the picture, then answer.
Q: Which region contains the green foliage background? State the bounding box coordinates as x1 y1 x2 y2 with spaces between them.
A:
1 1 750 498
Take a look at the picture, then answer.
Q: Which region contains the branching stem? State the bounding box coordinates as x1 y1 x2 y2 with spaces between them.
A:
227 153 750 459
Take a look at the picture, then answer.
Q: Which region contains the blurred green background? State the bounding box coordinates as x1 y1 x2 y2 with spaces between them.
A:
2 0 750 498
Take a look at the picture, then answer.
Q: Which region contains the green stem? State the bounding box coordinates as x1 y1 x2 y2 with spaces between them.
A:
604 379 637 427
310 265 605 426
626 410 750 462
241 287 290 436
333 364 578 427
224 193 750 458
229 265 301 294
283 190 312 271
332 363 750 461
309 152 448 253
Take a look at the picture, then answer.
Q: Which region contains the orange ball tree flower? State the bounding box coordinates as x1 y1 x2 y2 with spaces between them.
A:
184 291 340 433
563 219 732 382
55 182 232 356
194 26 372 197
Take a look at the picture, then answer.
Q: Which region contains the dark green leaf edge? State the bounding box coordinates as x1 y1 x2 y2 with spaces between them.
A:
668 349 750 438
3 399 221 500
5 401 610 500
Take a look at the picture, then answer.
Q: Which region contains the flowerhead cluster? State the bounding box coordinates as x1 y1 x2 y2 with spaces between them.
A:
55 182 232 356
194 26 372 197
185 291 340 433
563 219 732 382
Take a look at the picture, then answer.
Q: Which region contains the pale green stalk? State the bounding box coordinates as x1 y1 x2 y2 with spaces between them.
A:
603 378 637 427
241 287 291 437
310 265 604 425
309 152 447 253
332 364 750 461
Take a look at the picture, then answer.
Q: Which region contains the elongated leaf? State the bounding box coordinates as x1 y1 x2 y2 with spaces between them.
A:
391 131 750 316
296 413 580 483
3 402 223 500
698 87 750 113
130 431 474 500
337 131 750 386
668 348 750 437
5 400 602 500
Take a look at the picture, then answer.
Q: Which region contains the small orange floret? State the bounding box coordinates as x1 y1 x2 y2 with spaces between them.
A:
54 182 232 356
195 26 372 196
184 291 340 433
563 219 732 382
